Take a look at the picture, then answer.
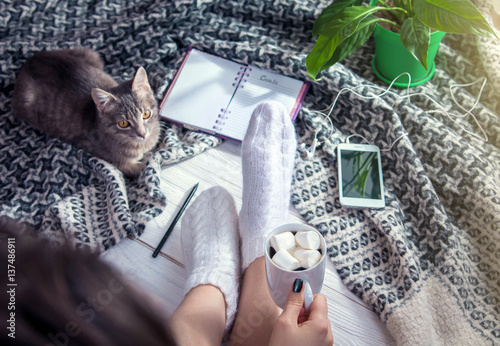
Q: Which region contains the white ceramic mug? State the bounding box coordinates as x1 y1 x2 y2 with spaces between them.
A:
264 223 327 309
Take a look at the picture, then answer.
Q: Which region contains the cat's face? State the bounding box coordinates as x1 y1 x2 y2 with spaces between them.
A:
91 67 160 146
115 108 156 143
106 99 159 144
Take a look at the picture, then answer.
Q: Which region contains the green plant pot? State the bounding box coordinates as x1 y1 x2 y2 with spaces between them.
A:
371 24 446 87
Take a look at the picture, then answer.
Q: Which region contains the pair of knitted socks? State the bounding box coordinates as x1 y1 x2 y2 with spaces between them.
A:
180 101 297 335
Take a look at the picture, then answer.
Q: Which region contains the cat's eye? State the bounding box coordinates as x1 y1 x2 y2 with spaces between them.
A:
118 120 130 128
142 110 152 119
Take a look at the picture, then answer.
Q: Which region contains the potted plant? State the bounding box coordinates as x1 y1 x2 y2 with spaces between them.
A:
306 0 499 86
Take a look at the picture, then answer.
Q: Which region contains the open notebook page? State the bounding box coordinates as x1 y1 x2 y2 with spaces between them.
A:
220 65 306 141
159 49 242 132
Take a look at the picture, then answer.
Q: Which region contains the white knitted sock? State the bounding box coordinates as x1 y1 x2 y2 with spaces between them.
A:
239 101 297 271
181 186 240 335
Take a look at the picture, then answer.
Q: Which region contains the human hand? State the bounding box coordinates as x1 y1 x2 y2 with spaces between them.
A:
268 278 334 346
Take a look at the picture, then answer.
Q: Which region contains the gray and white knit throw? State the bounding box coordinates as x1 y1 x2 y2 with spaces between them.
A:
290 1 500 344
0 0 499 344
0 0 223 250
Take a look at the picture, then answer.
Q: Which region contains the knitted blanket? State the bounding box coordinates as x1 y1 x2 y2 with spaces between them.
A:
0 0 223 250
0 0 499 345
290 3 500 346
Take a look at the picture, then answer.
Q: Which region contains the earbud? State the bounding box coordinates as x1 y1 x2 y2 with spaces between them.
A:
298 135 319 160
298 145 313 159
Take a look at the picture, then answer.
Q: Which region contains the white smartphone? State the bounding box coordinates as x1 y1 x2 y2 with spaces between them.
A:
337 143 385 208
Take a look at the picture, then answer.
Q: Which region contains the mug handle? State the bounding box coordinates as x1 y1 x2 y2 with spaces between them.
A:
303 279 314 314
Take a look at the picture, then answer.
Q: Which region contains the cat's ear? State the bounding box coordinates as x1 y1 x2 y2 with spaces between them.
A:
91 88 117 113
132 67 151 96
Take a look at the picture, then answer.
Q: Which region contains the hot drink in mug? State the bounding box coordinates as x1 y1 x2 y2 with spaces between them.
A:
264 223 327 310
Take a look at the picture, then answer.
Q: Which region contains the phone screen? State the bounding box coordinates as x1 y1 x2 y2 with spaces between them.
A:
340 149 382 199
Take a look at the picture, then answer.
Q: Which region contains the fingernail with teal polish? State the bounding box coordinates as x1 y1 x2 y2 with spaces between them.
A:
293 278 303 293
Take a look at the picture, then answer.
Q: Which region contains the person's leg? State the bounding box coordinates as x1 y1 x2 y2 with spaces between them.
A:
169 186 241 346
238 101 297 271
229 257 281 345
230 101 297 345
170 284 226 346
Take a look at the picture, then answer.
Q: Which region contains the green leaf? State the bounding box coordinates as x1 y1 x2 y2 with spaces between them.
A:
306 7 383 79
319 6 381 38
325 16 379 67
400 17 431 69
414 0 500 39
312 0 364 36
306 35 337 79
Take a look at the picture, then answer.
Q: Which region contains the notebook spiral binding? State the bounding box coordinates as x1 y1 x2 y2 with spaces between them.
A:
232 66 250 89
213 108 231 130
213 66 251 131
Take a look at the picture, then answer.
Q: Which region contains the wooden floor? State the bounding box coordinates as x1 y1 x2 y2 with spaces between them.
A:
101 140 396 345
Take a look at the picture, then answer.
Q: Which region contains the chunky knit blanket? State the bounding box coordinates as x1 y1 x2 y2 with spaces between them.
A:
0 0 499 345
290 2 500 345
0 1 223 250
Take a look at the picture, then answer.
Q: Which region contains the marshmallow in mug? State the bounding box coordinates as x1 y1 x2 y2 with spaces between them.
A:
270 230 322 270
269 231 296 251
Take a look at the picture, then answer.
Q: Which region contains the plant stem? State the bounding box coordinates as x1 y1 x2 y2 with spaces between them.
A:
407 0 413 16
378 18 401 29
383 6 408 27
377 0 389 7
371 0 409 26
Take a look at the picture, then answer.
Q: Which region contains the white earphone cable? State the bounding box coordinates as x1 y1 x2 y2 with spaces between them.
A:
300 73 489 159
322 73 489 143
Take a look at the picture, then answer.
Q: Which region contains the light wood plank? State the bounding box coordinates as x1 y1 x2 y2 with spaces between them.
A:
100 238 185 317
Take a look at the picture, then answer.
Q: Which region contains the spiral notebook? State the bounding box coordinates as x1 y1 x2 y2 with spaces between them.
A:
159 48 310 141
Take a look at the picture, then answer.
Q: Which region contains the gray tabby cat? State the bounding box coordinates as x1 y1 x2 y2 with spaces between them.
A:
12 47 161 178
